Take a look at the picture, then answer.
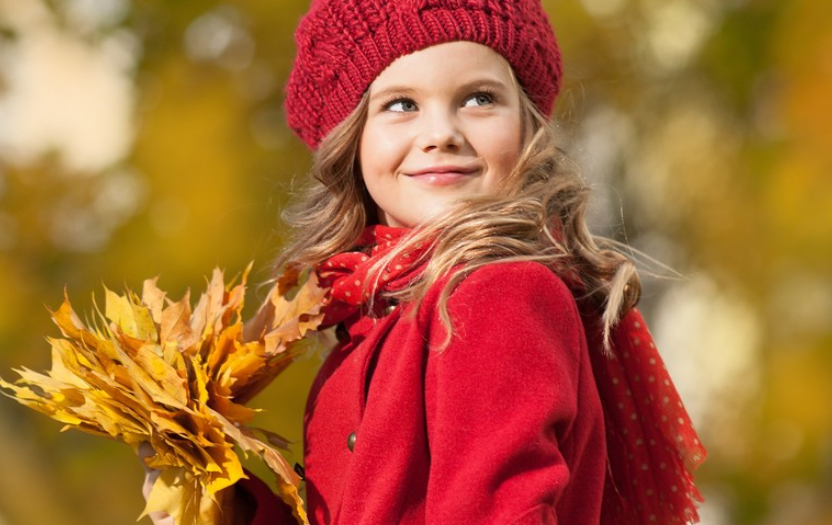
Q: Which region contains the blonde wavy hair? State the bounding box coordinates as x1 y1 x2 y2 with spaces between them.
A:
276 87 641 348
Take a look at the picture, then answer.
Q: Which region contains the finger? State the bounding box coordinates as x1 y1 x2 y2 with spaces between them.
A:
149 509 175 525
138 441 156 460
137 442 158 476
142 466 161 501
136 443 175 524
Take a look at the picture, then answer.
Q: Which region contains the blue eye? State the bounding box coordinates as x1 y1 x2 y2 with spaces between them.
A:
463 91 495 107
385 99 418 112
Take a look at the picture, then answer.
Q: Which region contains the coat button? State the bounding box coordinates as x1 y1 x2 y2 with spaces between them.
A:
347 431 357 452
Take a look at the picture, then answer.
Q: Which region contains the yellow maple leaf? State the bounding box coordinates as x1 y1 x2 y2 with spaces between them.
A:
0 264 328 525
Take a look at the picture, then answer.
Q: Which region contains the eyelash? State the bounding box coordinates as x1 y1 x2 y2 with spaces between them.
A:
381 88 498 112
465 88 497 107
381 97 418 113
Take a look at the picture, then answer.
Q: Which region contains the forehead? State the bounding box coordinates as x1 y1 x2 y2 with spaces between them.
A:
369 41 516 92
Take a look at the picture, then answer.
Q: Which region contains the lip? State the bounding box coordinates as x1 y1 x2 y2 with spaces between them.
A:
405 165 480 186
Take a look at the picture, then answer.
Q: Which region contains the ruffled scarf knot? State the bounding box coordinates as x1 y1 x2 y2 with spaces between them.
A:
315 225 430 326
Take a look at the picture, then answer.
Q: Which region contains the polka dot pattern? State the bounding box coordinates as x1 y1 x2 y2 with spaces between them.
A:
315 225 706 524
316 225 428 326
587 309 706 525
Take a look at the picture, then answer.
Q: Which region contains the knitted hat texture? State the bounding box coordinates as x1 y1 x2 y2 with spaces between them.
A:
285 0 563 149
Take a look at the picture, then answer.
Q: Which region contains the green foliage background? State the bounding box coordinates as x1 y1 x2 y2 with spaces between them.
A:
0 1 830 524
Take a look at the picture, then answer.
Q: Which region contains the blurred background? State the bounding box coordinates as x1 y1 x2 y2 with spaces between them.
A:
0 0 829 523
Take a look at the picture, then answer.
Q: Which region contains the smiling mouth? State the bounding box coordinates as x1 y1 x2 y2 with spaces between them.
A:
405 166 480 186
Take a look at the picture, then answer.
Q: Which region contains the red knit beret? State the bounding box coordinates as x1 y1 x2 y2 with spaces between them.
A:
284 0 563 150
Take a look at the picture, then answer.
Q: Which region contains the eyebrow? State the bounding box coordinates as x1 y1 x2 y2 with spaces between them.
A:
368 78 511 103
369 86 418 103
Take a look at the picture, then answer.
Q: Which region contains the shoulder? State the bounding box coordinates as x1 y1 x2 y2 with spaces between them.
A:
420 262 590 397
418 261 584 346
422 260 577 317
448 260 573 305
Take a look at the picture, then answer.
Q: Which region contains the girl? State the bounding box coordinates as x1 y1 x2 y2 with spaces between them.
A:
143 0 706 524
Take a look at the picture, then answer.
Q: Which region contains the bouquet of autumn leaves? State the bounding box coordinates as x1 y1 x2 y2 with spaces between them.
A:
0 265 327 525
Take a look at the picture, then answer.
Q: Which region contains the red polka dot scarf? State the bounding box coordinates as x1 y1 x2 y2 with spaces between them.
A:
316 225 428 326
585 311 706 525
315 224 706 525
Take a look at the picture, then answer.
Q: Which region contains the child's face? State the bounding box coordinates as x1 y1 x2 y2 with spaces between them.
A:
359 41 524 228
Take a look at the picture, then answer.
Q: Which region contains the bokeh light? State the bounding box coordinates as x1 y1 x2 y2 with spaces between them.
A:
1 0 830 524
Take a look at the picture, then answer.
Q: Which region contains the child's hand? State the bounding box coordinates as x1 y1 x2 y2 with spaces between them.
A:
137 443 250 525
138 442 176 525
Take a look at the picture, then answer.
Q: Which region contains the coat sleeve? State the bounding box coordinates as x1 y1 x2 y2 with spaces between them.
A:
423 262 588 525
236 471 299 525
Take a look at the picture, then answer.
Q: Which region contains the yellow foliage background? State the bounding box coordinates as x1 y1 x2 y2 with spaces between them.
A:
0 1 830 524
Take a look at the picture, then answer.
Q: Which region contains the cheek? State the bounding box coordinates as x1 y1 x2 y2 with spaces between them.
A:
360 124 405 183
482 117 524 184
359 124 403 223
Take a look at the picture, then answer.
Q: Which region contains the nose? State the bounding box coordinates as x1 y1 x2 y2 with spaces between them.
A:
416 109 464 152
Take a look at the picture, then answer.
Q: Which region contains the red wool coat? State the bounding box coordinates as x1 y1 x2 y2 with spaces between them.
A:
241 261 606 525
